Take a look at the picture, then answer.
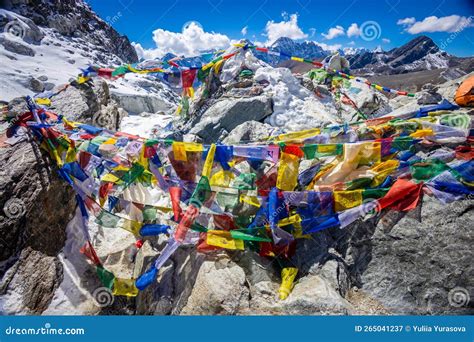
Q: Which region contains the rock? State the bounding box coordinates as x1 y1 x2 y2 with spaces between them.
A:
6 96 28 118
28 77 44 92
0 247 63 314
67 58 75 64
50 79 122 128
417 91 442 105
0 37 35 56
44 82 55 91
0 138 76 262
179 258 249 315
222 120 278 144
437 73 474 102
38 75 48 82
347 197 473 314
0 9 44 44
188 95 273 143
5 1 138 63
282 275 352 314
111 93 176 115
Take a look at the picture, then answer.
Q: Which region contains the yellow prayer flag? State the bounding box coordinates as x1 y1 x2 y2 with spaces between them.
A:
121 219 142 236
182 142 204 152
210 170 235 187
213 60 225 74
206 231 244 250
172 142 187 161
65 144 77 163
202 143 216 178
101 173 121 184
274 128 320 142
291 56 304 62
103 138 117 145
35 98 52 106
137 144 148 170
334 189 363 212
277 214 302 227
279 267 298 300
357 142 381 166
410 129 433 138
202 62 214 71
77 76 89 84
370 160 399 187
112 278 139 297
239 194 261 207
276 152 300 191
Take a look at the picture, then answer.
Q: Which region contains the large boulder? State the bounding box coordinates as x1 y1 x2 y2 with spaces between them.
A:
51 79 126 130
222 120 279 144
0 136 76 314
347 197 473 314
188 95 273 143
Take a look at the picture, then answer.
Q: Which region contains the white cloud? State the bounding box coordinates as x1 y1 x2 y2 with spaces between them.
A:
133 21 231 58
398 15 473 34
315 42 342 52
347 23 361 38
309 27 316 38
241 26 248 36
382 38 391 43
322 25 345 40
265 13 308 45
348 41 356 46
397 17 416 26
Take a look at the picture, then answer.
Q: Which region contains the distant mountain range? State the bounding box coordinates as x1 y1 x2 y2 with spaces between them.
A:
259 35 473 77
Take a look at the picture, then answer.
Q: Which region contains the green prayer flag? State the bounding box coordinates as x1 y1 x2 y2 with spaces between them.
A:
96 209 121 228
96 266 115 289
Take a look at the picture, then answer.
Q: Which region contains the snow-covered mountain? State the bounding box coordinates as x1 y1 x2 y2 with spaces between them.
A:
347 35 473 75
255 37 327 65
0 0 179 114
249 35 472 78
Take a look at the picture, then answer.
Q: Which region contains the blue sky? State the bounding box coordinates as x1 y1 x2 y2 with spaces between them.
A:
86 0 474 57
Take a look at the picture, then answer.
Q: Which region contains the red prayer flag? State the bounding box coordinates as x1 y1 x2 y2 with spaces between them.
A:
181 69 197 88
80 240 101 266
377 178 424 212
169 186 182 221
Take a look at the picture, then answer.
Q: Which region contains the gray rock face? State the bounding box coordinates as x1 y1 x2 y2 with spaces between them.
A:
417 91 442 105
28 77 44 92
0 247 63 314
222 121 278 144
4 0 138 63
111 93 176 115
188 95 273 143
180 259 249 315
0 138 76 262
347 197 473 315
51 79 125 130
0 37 35 56
0 7 45 44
